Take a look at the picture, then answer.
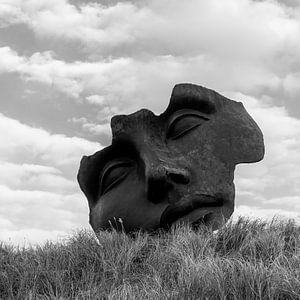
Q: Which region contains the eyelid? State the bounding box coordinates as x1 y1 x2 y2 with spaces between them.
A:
102 159 133 174
167 109 210 139
100 159 133 195
168 109 210 126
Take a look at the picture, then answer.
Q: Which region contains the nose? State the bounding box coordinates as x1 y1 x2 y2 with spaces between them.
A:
166 167 190 185
146 164 190 204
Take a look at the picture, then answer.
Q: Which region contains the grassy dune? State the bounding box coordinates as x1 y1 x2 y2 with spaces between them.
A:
0 217 300 299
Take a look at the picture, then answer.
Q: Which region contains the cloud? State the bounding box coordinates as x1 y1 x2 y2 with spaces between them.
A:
0 183 90 245
1 0 299 66
0 0 28 28
85 94 105 105
69 117 113 138
0 112 101 173
0 47 136 106
0 185 87 229
0 47 282 115
2 0 299 57
276 0 300 8
82 122 111 136
233 205 300 223
1 0 299 108
283 72 300 100
0 114 100 244
233 93 300 217
69 114 115 138
1 0 300 116
0 0 140 47
266 196 300 210
69 117 88 124
0 162 76 193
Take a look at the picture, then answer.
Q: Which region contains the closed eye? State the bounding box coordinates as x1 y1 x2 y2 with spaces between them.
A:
167 109 210 140
100 160 134 195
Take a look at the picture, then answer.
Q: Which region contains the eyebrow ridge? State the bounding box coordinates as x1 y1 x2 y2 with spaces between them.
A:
99 139 137 171
163 95 216 117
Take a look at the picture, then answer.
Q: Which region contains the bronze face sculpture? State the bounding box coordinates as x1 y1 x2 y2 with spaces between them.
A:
78 84 264 233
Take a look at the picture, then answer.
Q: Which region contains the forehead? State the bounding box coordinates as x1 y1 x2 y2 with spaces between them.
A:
110 83 236 139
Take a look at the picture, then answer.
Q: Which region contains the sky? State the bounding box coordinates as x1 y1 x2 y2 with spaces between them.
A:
0 0 299 246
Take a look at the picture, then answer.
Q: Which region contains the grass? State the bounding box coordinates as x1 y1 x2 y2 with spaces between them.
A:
0 217 300 299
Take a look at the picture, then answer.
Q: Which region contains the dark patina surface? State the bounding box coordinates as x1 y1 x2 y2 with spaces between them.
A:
78 83 265 233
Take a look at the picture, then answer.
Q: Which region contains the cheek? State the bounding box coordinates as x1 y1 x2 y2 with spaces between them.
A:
170 121 236 167
172 124 235 171
169 125 214 160
90 172 146 230
170 131 235 196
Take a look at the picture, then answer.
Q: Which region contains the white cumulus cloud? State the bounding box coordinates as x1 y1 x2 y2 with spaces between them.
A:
0 113 101 245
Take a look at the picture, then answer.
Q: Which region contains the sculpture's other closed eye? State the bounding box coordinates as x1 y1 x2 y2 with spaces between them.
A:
167 109 210 139
78 83 264 234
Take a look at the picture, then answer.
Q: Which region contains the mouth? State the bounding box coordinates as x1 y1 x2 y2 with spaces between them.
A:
160 194 223 230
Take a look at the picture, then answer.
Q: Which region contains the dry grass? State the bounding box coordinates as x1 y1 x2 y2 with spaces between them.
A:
0 217 300 299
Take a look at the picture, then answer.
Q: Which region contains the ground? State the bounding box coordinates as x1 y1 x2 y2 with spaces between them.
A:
0 217 299 299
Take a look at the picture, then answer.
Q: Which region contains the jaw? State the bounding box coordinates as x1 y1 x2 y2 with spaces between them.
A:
170 207 231 231
89 200 169 233
159 193 234 231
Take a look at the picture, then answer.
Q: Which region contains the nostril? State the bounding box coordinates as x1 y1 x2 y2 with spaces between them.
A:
167 171 190 184
146 167 190 204
147 178 171 204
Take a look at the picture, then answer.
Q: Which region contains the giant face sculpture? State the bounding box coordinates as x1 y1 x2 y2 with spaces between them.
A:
78 84 264 233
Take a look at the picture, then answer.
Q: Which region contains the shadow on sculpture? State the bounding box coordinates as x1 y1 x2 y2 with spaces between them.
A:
78 83 265 234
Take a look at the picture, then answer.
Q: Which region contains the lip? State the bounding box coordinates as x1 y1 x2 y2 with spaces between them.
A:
160 194 223 229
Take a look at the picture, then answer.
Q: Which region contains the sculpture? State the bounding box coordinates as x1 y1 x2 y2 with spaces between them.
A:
78 83 264 233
